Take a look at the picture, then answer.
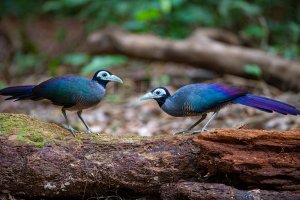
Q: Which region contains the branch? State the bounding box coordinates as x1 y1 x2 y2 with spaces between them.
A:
0 113 299 199
87 27 300 91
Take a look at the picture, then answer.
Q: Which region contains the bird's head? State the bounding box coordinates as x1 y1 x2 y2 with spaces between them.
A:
93 70 123 87
140 87 170 106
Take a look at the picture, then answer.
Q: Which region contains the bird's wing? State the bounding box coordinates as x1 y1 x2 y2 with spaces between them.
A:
172 83 246 113
33 76 93 107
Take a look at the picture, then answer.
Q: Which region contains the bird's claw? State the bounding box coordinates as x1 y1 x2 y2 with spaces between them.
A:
85 129 93 134
85 129 101 135
174 130 191 135
63 125 79 136
191 128 209 134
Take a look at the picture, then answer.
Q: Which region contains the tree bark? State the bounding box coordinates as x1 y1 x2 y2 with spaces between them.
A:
87 27 300 92
0 114 299 199
160 182 300 200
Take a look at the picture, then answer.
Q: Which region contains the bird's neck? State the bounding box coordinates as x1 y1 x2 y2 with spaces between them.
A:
94 79 108 88
156 96 169 107
158 97 182 117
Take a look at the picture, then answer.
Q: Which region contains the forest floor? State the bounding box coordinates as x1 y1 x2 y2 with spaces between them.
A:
1 59 300 137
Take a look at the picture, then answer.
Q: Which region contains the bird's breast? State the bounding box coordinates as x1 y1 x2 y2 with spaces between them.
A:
161 100 201 117
66 94 101 111
67 85 104 111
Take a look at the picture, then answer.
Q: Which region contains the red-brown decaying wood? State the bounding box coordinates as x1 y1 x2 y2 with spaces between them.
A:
194 129 300 191
0 114 299 199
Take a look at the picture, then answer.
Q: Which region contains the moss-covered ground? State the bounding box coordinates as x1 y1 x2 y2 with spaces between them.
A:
0 113 147 148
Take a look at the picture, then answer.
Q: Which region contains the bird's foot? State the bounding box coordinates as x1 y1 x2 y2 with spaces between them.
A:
174 130 192 135
85 129 100 135
85 129 93 134
191 128 209 134
64 125 79 136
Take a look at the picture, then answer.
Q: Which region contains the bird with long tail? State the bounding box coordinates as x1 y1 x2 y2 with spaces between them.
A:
140 83 300 134
0 70 123 136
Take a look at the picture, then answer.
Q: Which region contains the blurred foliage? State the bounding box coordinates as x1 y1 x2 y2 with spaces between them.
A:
11 51 128 77
0 0 299 77
80 55 128 75
0 82 6 90
105 94 124 104
244 64 262 78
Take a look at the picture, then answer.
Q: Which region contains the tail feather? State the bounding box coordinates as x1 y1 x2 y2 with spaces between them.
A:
0 85 36 101
233 94 300 115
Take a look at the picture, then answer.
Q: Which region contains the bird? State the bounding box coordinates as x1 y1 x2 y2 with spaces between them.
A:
140 83 300 134
0 70 123 136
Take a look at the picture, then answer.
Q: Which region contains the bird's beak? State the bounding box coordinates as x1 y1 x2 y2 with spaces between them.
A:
107 75 123 84
140 92 155 101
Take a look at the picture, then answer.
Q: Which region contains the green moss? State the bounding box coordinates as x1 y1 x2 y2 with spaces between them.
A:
17 132 45 148
0 113 151 148
0 113 71 147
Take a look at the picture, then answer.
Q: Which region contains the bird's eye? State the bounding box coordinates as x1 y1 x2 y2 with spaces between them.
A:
155 91 161 95
102 73 108 77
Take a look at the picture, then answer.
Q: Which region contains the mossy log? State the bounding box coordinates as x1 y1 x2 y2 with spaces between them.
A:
0 113 299 199
88 27 300 91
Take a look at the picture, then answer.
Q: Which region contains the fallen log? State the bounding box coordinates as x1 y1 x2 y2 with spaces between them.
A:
160 182 300 200
0 113 299 199
87 27 300 91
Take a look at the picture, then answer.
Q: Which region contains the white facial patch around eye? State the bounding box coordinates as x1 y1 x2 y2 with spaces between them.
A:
97 71 108 78
154 88 166 96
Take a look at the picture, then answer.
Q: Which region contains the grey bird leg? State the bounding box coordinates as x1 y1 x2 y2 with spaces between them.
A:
62 108 78 137
174 113 207 135
77 110 94 134
192 111 218 134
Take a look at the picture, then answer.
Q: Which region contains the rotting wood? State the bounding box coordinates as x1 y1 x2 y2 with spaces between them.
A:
0 113 299 199
160 182 300 200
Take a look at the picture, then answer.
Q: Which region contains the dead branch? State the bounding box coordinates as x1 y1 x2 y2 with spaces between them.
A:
87 27 300 91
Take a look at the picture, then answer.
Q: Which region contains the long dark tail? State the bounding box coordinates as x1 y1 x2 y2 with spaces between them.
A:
0 85 37 101
233 94 300 115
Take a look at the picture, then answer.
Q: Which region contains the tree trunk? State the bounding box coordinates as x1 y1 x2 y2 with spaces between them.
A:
0 113 299 199
87 27 300 92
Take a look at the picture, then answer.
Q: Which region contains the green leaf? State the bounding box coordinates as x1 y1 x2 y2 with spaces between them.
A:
135 9 161 22
232 1 261 16
244 64 262 77
175 5 214 26
62 53 90 67
81 55 127 74
242 25 265 40
160 0 172 14
160 75 170 85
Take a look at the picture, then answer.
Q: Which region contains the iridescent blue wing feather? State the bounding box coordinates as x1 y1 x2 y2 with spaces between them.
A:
170 83 246 114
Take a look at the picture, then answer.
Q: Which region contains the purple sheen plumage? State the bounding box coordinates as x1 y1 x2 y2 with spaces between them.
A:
233 94 300 115
213 83 247 97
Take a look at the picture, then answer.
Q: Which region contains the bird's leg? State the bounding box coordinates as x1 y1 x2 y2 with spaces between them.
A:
192 111 219 134
174 114 207 135
77 111 94 134
61 108 78 136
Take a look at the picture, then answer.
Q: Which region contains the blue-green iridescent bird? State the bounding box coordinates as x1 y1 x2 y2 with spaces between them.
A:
0 70 123 136
141 83 300 134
